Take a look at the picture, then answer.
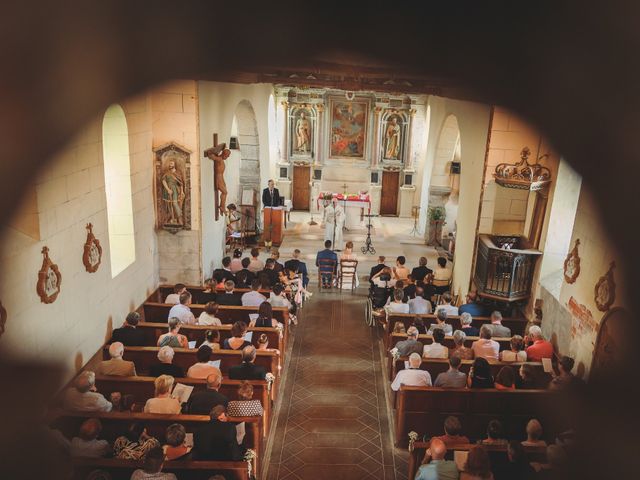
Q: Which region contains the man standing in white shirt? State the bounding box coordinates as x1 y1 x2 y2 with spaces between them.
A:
408 286 432 314
423 328 449 358
168 291 196 325
471 325 500 360
241 279 267 307
391 353 432 391
434 292 458 316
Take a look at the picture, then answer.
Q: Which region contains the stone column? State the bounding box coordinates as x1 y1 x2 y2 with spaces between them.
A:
371 107 382 168
281 101 289 164
405 109 417 169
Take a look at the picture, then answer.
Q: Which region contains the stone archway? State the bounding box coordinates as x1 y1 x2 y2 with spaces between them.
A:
233 100 261 201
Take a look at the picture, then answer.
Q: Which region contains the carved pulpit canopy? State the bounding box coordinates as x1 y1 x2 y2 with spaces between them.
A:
154 142 192 234
494 146 552 191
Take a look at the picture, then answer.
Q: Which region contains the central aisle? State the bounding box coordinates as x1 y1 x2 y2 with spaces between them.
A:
264 290 404 480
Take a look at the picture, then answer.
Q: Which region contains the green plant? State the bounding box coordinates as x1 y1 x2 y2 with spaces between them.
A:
428 206 446 222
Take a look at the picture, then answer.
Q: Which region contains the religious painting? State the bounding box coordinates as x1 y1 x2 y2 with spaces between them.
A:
594 261 616 312
82 223 102 273
290 106 314 158
0 301 6 339
37 246 62 304
329 98 369 159
563 238 581 284
154 142 192 234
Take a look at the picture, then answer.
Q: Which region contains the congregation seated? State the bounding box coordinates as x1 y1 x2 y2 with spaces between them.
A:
409 286 432 314
432 256 452 287
216 280 242 306
97 341 136 376
480 419 508 446
531 444 569 479
111 312 146 347
234 268 250 289
212 256 236 283
516 364 537 390
434 355 468 388
549 355 585 392
164 283 186 305
260 258 279 288
471 325 499 360
193 405 243 461
394 326 423 356
460 312 480 337
450 330 474 360
393 322 407 334
131 445 176 480
500 335 527 362
486 311 511 338
461 445 494 480
410 256 432 285
167 291 196 325
431 416 471 447
423 328 449 359
186 345 220 379
524 326 554 361
413 318 427 335
238 256 256 284
372 266 396 288
257 333 280 356
498 441 536 480
387 288 410 314
391 353 432 391
435 292 459 316
70 418 110 458
197 302 222 326
157 318 189 349
494 366 516 390
149 346 185 378
467 357 494 389
270 249 284 272
163 423 191 461
228 345 267 380
201 330 221 351
284 248 309 287
268 283 292 311
458 290 487 317
427 309 454 336
316 239 338 287
223 321 252 350
227 380 264 417
369 255 387 285
143 375 181 414
248 247 264 273
230 248 243 273
522 419 547 447
393 255 410 281
241 279 267 307
186 371 228 414
254 301 280 328
113 422 160 460
63 371 112 412
415 437 458 480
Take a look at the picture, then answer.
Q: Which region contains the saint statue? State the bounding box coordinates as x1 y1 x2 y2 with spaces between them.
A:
384 116 401 160
323 198 345 250
161 160 185 225
295 111 311 153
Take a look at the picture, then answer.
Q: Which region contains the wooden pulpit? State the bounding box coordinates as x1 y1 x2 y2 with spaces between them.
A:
263 207 284 246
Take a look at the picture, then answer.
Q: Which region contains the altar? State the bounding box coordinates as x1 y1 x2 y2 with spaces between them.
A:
317 192 371 229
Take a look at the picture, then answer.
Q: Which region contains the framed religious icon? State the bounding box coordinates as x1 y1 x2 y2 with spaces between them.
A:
563 239 581 284
594 261 616 312
381 111 408 162
83 223 103 273
154 142 192 233
37 246 62 304
290 105 314 158
0 300 6 339
329 97 369 160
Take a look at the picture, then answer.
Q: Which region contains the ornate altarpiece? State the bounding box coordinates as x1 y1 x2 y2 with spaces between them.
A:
154 142 192 234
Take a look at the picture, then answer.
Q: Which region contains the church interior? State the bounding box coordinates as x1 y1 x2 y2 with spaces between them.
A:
1 3 639 480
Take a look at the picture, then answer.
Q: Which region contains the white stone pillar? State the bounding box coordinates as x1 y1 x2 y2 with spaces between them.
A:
405 109 417 169
281 101 289 164
371 107 382 168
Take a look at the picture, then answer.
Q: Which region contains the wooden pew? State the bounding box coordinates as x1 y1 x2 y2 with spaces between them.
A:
51 411 263 475
389 356 551 389
384 313 528 348
389 333 512 352
151 285 272 305
72 457 250 480
395 386 561 447
407 442 547 480
94 376 271 437
109 347 280 395
136 322 283 358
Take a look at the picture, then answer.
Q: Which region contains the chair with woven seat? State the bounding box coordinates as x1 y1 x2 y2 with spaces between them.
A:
338 259 358 292
317 258 337 290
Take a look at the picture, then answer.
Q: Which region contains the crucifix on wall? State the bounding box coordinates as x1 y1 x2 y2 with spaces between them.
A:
204 133 231 221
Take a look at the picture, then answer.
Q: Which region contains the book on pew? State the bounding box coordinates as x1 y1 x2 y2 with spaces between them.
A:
188 340 197 349
208 360 221 369
454 450 468 471
243 331 253 343
542 358 553 373
185 433 194 448
172 383 194 404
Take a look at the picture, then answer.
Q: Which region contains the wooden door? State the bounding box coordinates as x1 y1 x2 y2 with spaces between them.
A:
292 165 311 210
380 171 399 216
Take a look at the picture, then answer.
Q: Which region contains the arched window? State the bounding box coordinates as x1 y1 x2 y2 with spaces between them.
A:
102 104 135 277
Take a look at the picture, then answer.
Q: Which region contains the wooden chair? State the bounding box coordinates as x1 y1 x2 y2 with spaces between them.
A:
317 258 337 289
338 259 358 292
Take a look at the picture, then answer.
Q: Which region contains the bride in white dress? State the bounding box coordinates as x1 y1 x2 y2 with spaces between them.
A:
339 241 360 289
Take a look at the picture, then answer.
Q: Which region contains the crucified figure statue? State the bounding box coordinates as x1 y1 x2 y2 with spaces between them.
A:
204 142 231 217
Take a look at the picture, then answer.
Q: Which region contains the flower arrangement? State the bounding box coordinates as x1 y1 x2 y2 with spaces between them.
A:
265 373 275 392
428 206 446 222
408 431 419 452
390 347 400 361
244 448 257 476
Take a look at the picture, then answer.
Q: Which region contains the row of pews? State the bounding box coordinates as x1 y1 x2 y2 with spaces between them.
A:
380 312 565 477
51 284 294 480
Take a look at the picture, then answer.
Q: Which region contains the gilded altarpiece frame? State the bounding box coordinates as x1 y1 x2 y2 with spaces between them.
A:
328 97 370 160
379 109 409 165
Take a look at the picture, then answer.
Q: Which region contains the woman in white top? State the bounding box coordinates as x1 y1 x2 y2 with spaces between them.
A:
339 241 359 289
386 288 410 314
422 328 449 358
371 267 397 288
432 256 452 287
143 375 181 414
201 330 221 351
198 302 222 326
500 335 528 362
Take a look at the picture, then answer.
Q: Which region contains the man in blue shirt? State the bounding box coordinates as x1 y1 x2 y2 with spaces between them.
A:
458 291 486 317
316 240 337 288
415 437 459 480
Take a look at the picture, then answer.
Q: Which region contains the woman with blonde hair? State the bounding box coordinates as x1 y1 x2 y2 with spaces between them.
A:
143 375 181 414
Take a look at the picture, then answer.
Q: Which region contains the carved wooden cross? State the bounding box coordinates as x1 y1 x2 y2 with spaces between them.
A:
204 133 224 221
341 183 348 194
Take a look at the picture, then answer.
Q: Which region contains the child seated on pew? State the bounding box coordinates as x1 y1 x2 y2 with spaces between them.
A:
198 302 222 326
162 423 192 461
70 418 111 458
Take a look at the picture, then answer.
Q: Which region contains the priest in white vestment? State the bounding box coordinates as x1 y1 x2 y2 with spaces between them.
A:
323 198 345 250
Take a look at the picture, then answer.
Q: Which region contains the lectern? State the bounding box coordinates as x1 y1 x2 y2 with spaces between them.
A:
263 207 284 246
